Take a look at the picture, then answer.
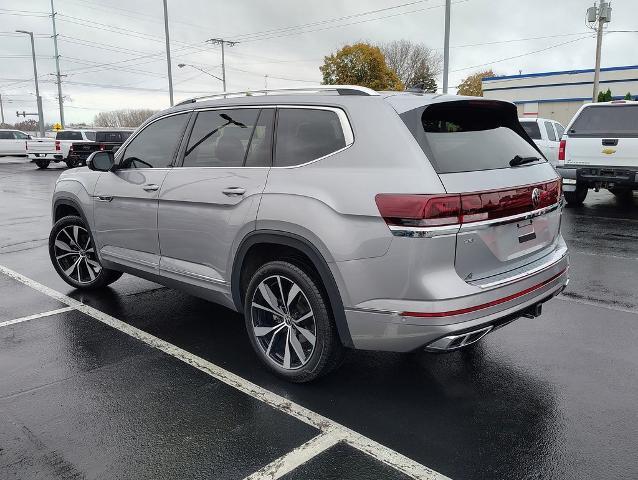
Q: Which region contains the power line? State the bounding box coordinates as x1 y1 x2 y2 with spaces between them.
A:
451 35 592 73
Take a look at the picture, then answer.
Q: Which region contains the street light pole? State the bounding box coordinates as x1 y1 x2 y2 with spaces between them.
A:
442 0 451 94
162 0 174 106
16 30 45 137
50 0 65 128
177 63 223 83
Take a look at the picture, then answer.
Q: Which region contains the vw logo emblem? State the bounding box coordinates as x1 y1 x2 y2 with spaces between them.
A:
531 188 541 208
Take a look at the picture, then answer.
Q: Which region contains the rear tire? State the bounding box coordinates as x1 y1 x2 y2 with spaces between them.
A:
564 186 588 206
49 215 122 290
65 157 80 169
244 260 344 383
35 159 50 169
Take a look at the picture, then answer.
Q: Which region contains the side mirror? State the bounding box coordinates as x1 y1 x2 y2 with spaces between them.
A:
87 151 115 172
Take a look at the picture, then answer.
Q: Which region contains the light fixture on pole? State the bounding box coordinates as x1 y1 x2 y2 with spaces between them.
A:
15 30 45 137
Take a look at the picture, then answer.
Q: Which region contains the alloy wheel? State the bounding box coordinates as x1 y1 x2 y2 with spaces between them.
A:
53 225 102 284
250 275 317 370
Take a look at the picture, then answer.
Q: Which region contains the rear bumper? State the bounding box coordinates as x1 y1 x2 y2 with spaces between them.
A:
29 153 64 161
344 247 569 352
557 165 638 191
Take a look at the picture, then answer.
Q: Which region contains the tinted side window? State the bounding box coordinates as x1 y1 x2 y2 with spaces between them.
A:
14 131 28 139
520 121 541 140
275 109 346 167
544 121 556 141
554 123 565 139
85 131 96 141
0 131 14 139
56 131 83 141
183 109 260 167
121 114 189 169
96 131 122 143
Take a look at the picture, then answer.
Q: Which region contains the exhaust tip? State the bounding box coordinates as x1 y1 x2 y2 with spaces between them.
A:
425 325 493 351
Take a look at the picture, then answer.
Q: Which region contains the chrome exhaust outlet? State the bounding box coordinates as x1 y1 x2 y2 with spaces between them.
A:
426 325 493 351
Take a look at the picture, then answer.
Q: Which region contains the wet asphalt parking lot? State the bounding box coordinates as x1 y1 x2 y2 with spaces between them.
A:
1 156 637 480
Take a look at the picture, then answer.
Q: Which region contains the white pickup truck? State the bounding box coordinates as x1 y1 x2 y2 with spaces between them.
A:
28 130 96 169
557 100 638 205
519 117 565 166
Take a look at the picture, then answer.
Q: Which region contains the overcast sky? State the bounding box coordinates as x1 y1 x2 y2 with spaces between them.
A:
1 0 636 125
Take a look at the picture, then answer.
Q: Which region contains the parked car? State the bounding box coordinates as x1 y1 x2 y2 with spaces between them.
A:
0 129 30 156
28 129 96 169
519 117 565 166
557 100 638 205
48 87 569 382
67 130 134 166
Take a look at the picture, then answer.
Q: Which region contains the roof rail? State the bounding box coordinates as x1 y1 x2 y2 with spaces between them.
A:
175 85 379 106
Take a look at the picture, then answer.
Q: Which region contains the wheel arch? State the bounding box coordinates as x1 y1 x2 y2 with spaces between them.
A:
52 196 90 227
232 230 354 348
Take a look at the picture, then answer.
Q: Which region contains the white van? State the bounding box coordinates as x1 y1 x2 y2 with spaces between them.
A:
557 100 638 205
519 118 565 166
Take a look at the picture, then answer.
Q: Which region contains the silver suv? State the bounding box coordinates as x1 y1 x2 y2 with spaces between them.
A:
49 86 569 382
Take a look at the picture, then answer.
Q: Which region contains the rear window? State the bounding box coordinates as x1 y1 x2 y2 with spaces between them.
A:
400 101 542 174
96 131 128 143
85 131 96 141
521 121 541 140
569 105 638 137
56 131 83 141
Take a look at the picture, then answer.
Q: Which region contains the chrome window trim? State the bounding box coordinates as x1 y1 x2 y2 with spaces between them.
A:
387 200 563 238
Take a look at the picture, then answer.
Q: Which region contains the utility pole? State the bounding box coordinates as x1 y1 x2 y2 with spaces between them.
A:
0 94 4 125
207 38 239 91
16 30 45 137
442 0 451 93
50 0 64 128
587 2 612 102
162 0 174 106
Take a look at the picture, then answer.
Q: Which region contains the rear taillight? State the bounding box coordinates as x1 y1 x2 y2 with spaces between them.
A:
55 140 61 151
558 139 566 163
375 194 461 227
376 180 562 230
99 144 105 151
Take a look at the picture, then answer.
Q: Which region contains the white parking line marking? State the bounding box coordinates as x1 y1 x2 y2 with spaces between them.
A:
244 430 341 480
0 264 449 480
0 306 74 328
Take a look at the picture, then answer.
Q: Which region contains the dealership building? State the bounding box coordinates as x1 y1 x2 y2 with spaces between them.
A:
481 65 638 125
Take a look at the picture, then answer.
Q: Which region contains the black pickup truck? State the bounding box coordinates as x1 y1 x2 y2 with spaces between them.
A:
67 130 134 166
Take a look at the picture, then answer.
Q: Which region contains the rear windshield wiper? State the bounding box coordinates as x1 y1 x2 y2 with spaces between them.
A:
510 155 541 167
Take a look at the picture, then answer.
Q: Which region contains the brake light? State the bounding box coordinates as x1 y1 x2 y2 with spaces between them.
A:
99 144 105 151
376 180 562 229
55 140 61 151
558 139 566 163
375 194 461 227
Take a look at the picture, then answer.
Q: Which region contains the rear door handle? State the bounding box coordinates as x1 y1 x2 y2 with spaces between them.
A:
222 187 246 196
142 184 160 192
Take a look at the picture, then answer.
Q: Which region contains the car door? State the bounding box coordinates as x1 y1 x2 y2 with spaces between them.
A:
158 107 274 293
0 131 20 155
13 131 29 154
93 112 191 274
543 120 559 165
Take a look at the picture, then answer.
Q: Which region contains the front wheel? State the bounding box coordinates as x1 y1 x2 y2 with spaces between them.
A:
244 261 344 382
564 186 588 206
35 159 50 169
49 215 122 290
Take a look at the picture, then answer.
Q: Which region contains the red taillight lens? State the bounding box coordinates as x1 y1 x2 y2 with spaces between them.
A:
377 180 561 229
558 139 566 162
55 140 61 151
375 194 461 227
99 144 105 151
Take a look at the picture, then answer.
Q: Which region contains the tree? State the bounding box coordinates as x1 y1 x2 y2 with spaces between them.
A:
597 88 612 102
456 69 496 97
624 92 633 100
94 109 157 127
379 40 441 92
320 43 403 91
14 119 39 131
